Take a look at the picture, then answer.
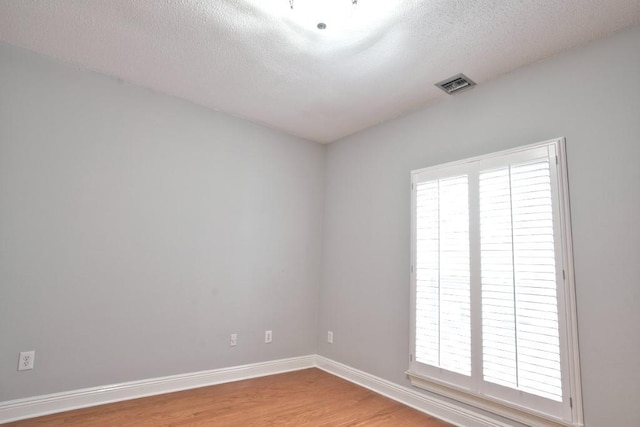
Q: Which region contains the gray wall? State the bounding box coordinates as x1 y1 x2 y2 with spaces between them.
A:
318 25 640 427
0 44 325 401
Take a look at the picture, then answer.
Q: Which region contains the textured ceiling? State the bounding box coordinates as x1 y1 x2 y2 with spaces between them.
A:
1 0 639 143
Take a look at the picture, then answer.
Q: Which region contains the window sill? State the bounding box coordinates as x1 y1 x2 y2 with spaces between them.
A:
405 370 582 427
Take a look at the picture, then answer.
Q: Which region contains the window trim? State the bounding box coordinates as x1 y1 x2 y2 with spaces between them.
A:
407 138 583 427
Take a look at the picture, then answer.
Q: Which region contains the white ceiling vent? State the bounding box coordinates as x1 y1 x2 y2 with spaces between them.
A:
435 73 476 95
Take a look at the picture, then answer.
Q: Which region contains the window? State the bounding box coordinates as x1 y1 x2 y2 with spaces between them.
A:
408 138 583 426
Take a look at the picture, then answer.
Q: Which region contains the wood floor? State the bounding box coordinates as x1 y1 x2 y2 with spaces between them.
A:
5 368 453 426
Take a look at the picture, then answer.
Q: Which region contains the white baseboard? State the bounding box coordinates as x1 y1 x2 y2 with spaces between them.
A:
1 354 511 426
0 355 316 424
314 356 512 427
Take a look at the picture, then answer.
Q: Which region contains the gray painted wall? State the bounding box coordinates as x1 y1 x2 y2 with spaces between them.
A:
318 25 640 427
0 44 324 401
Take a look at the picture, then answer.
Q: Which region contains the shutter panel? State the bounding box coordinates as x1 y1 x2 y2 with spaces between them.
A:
480 159 562 402
415 180 440 367
479 167 518 388
415 175 471 376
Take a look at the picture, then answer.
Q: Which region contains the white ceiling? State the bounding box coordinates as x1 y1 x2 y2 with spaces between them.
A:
1 1 639 143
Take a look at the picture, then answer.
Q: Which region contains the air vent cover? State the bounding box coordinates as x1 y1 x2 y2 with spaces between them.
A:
435 73 476 94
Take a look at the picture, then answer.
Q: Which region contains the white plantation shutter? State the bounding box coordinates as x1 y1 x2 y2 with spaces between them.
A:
415 176 471 376
480 159 562 401
409 139 582 426
415 180 440 367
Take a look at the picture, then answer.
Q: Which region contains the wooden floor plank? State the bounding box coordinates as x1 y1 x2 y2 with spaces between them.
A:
4 368 453 426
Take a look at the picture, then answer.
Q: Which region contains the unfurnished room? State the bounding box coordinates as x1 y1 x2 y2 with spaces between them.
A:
0 1 639 426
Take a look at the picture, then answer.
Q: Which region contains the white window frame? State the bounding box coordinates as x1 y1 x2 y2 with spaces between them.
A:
407 138 583 427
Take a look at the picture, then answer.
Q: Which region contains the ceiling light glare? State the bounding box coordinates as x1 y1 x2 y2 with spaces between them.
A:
289 0 357 30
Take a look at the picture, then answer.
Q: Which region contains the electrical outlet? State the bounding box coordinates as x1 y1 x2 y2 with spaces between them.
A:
328 331 333 344
230 333 237 347
265 330 272 343
18 351 35 371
